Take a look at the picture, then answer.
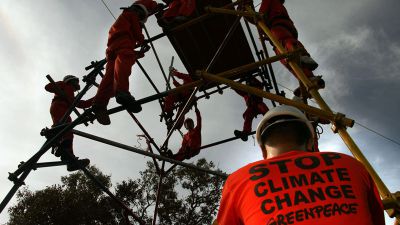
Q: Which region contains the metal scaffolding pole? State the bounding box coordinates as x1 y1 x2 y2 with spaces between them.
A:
137 60 162 94
76 50 303 128
160 16 243 149
143 25 170 89
1 61 106 213
0 169 31 213
72 129 228 179
127 111 161 173
46 74 89 126
80 163 146 225
200 72 354 127
199 131 256 150
59 59 105 124
152 162 165 225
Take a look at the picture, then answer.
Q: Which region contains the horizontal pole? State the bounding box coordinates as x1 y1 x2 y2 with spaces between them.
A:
200 131 256 150
170 0 243 32
200 72 354 128
205 7 261 18
72 129 228 179
34 161 66 169
87 50 295 124
11 110 92 177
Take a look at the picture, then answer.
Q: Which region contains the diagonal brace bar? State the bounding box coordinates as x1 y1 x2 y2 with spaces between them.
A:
72 129 228 179
200 71 354 128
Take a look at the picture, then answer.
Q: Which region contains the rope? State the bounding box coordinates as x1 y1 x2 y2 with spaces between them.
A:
100 0 117 20
277 84 400 148
355 122 400 147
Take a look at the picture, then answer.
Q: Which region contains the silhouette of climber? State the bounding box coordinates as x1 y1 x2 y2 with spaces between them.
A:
160 0 196 25
92 0 158 125
45 75 91 171
168 104 201 161
257 0 325 97
234 77 269 141
163 68 194 131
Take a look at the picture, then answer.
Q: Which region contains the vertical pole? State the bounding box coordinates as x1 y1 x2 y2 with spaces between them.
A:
143 25 170 89
257 29 281 99
137 61 161 94
0 169 31 214
166 56 175 91
161 16 242 148
127 111 161 173
152 162 165 225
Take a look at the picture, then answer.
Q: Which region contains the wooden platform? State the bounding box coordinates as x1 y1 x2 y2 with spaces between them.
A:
160 0 256 85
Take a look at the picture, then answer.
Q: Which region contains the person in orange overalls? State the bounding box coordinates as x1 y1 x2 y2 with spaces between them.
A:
234 77 269 141
163 68 194 130
161 0 196 24
215 105 385 225
45 75 91 171
258 0 325 97
169 105 201 161
92 0 158 125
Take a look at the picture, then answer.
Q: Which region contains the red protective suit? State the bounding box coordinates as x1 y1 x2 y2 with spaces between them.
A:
216 151 385 225
236 78 269 133
163 70 193 115
45 81 93 152
259 0 315 78
173 108 201 161
163 0 196 19
94 0 157 107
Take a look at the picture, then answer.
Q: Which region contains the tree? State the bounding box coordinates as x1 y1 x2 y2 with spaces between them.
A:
7 159 226 225
116 159 225 225
7 166 116 225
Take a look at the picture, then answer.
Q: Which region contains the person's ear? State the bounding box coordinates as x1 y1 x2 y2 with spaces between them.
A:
306 137 314 152
261 145 268 159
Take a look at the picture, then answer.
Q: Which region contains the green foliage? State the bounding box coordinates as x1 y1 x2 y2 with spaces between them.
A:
7 166 116 225
7 159 225 225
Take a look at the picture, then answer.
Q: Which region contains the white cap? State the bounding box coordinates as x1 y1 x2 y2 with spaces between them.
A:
63 75 79 83
255 105 315 146
132 3 149 23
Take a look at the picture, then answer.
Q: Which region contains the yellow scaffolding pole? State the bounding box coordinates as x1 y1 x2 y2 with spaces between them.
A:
199 71 354 128
206 6 400 220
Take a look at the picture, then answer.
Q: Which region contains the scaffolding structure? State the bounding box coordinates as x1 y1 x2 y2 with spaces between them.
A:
1 1 399 224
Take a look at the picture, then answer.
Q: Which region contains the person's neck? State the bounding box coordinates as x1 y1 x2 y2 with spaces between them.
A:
265 144 306 159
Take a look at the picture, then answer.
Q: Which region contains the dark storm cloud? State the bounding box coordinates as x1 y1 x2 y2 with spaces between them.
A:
313 1 400 209
1 0 399 223
318 0 400 137
350 0 400 37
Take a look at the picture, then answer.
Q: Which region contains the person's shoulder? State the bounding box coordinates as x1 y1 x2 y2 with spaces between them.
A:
317 151 367 169
318 151 355 160
120 9 139 19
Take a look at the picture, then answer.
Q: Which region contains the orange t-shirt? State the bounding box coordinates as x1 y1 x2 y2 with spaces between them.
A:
216 151 384 225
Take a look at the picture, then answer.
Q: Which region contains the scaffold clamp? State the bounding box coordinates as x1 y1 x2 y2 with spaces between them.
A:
8 173 25 186
331 112 347 133
382 192 400 218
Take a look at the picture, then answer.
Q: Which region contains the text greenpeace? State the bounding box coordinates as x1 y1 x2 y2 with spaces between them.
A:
248 153 358 224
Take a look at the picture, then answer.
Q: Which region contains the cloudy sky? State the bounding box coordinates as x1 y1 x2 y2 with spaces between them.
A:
0 0 399 223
